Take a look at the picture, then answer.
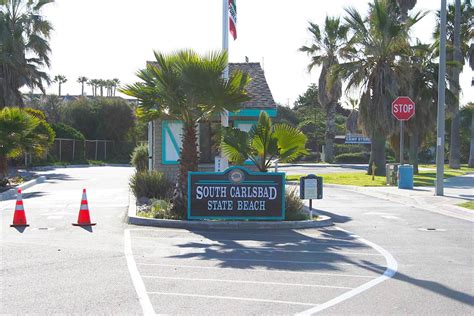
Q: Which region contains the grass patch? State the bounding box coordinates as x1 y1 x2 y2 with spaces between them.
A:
286 169 468 187
419 164 474 173
458 201 474 210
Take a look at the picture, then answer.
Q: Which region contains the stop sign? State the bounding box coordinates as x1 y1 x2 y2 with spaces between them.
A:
392 96 415 121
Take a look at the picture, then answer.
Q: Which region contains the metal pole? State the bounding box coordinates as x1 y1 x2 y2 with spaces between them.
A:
95 140 98 161
219 0 230 172
72 140 75 161
309 199 313 219
148 121 153 171
436 0 447 196
104 141 107 161
400 120 404 165
59 139 62 161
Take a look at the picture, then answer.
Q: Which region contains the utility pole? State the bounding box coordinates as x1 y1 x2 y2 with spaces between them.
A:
435 0 447 196
219 0 230 172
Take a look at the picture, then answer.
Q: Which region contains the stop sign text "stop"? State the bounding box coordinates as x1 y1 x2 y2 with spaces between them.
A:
392 96 415 121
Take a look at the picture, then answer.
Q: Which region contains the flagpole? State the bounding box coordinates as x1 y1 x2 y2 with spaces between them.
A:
220 0 229 171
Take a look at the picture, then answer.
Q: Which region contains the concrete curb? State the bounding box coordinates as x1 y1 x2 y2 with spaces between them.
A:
126 192 333 230
0 176 46 201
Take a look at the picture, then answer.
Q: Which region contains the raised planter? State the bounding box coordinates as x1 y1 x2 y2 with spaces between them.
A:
126 192 333 230
0 176 46 201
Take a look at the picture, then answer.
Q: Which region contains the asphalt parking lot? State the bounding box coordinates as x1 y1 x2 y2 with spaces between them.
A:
126 227 390 315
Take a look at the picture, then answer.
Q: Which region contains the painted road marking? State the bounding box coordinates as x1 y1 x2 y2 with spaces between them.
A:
131 235 370 247
123 229 155 316
296 227 398 315
136 262 376 278
142 275 354 289
133 244 383 257
147 292 317 307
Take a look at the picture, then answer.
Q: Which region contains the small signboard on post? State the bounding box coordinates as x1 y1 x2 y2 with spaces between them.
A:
299 174 323 219
188 167 285 220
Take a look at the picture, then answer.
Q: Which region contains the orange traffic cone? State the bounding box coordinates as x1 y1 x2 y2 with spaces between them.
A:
72 188 96 226
11 189 29 227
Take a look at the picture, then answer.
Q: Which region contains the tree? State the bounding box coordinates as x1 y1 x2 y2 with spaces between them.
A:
222 111 308 172
0 0 54 108
112 78 120 96
467 103 474 167
299 17 348 163
333 0 423 175
53 75 67 96
0 107 50 179
77 76 88 96
121 50 251 218
434 0 474 168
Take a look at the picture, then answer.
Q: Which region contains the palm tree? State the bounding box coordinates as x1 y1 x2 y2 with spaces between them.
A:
0 0 54 108
0 107 49 179
333 0 423 175
98 79 105 97
299 17 348 163
222 111 308 172
434 0 473 168
77 76 88 96
53 75 67 96
112 78 120 96
395 0 417 20
121 50 250 218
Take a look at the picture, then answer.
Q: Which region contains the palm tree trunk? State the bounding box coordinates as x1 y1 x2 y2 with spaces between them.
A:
324 102 336 163
449 0 462 169
468 110 474 167
409 130 419 174
81 83 84 96
0 154 8 179
171 122 199 218
369 133 386 176
58 83 61 96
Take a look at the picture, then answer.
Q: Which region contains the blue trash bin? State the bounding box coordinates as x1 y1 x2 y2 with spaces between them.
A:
398 165 414 189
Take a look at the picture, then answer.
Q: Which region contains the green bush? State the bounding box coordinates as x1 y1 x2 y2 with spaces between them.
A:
334 152 370 164
285 188 309 221
130 170 171 200
334 144 368 156
131 144 148 172
52 123 85 140
137 199 182 220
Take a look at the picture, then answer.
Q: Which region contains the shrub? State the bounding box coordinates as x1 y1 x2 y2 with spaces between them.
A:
52 123 85 140
334 144 368 156
137 199 182 220
285 187 309 221
334 152 370 164
130 170 171 200
131 144 148 172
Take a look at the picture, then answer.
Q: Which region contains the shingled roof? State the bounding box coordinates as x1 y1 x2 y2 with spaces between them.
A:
229 62 275 109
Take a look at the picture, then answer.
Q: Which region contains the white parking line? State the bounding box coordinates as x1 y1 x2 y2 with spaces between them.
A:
132 235 367 248
138 256 382 267
147 292 317 307
136 262 376 278
142 275 353 289
134 244 383 257
296 227 398 315
124 229 155 316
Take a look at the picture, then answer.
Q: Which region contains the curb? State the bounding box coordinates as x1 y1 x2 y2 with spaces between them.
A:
126 192 333 230
0 176 46 201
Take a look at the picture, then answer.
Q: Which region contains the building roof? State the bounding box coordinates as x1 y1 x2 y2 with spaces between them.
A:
229 62 275 109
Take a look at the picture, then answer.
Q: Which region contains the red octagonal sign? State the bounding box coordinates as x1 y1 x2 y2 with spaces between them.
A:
392 96 415 121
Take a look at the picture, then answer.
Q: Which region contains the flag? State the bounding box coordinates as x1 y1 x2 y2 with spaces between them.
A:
229 0 237 40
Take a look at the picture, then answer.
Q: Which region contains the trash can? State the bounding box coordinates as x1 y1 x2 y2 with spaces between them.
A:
398 164 414 189
385 163 399 186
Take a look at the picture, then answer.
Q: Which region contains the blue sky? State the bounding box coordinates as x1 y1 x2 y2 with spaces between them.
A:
37 0 473 106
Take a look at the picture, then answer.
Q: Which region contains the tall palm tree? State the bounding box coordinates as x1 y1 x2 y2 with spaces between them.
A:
434 0 473 168
77 76 88 96
299 17 348 163
121 50 250 218
395 0 417 20
333 0 423 175
112 78 120 96
0 0 54 108
53 75 67 96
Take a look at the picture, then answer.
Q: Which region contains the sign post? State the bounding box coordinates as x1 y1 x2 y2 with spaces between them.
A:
392 96 415 165
299 174 323 219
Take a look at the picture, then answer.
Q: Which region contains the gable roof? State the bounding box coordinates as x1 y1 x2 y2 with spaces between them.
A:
229 62 275 109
